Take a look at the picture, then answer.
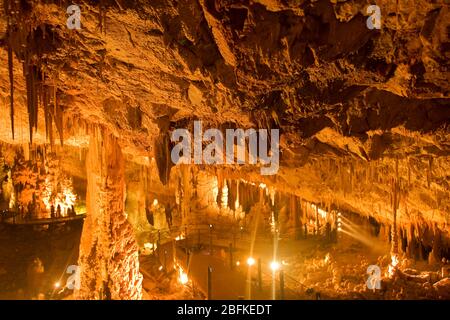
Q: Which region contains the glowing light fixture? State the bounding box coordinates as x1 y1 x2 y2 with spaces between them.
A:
54 282 61 289
144 242 156 250
175 231 185 241
270 261 280 271
247 257 256 266
388 255 399 278
178 267 189 285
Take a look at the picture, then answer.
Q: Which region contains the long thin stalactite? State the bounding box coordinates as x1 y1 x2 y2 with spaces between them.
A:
4 0 64 146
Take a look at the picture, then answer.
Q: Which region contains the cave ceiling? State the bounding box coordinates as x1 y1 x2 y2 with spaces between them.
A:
0 0 449 227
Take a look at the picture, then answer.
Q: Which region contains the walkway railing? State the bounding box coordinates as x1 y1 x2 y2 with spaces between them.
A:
144 222 309 299
0 209 86 225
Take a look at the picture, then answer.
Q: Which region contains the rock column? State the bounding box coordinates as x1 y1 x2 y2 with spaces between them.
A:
77 127 142 300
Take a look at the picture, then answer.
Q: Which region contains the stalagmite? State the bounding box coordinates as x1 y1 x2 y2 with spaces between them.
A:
125 164 152 245
77 127 142 300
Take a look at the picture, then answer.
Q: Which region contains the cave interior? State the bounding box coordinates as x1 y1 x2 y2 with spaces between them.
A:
0 0 449 300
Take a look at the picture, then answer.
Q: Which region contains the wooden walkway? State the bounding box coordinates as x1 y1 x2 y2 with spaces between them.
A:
175 248 269 300
139 224 311 300
2 213 86 225
149 238 306 300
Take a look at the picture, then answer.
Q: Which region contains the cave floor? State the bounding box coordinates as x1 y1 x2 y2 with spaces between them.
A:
138 222 450 300
0 217 448 300
0 222 82 300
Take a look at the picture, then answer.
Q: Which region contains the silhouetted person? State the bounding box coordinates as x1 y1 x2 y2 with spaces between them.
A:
56 205 61 218
27 203 33 219
165 203 173 228
331 228 338 243
50 205 55 219
71 205 76 216
325 222 331 242
146 207 154 226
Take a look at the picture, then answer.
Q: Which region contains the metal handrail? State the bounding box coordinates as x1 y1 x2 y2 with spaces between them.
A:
148 223 309 297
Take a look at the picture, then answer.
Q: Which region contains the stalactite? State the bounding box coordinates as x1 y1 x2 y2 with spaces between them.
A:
407 224 413 258
4 0 20 140
427 157 433 188
99 0 107 34
428 224 442 264
400 227 407 253
43 84 51 146
235 179 240 210
315 204 319 234
4 1 64 146
180 165 193 225
32 65 38 132
24 60 32 142
228 179 237 210
216 171 223 206
7 43 15 139
349 160 354 194
154 131 173 185
407 157 411 185
238 180 244 212
391 158 400 256
54 88 64 146
302 199 308 238
365 162 369 185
